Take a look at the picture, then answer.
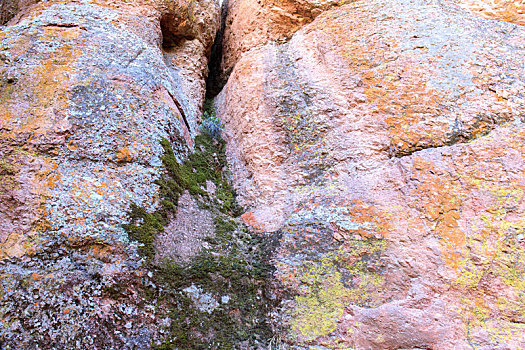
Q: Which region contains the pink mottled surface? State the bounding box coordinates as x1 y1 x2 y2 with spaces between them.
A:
217 0 525 348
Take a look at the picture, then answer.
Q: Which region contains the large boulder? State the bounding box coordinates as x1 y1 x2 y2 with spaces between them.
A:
0 0 220 347
216 0 525 348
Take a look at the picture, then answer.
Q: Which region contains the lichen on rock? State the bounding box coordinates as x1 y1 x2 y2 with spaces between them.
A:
2 0 525 348
216 0 525 348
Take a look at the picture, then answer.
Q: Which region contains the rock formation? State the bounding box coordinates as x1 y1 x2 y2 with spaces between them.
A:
1 0 525 348
219 0 347 79
0 0 228 348
217 0 525 348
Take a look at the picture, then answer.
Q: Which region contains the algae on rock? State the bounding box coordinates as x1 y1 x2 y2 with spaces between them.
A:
123 114 276 348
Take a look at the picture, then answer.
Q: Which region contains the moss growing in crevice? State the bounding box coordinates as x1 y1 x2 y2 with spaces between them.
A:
123 108 276 348
124 124 240 259
152 216 276 349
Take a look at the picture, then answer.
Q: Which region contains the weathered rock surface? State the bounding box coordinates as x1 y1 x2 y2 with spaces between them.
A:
217 0 525 348
0 0 40 26
154 190 215 263
457 0 525 25
0 0 220 258
0 0 220 347
2 0 525 348
220 0 349 78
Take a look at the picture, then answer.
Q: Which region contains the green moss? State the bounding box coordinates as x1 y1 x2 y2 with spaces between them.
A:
124 109 273 348
151 215 274 349
122 205 165 258
203 98 216 116
124 131 240 259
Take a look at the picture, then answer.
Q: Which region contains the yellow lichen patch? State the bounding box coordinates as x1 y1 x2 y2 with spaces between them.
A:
420 129 525 343
453 180 525 342
291 257 347 342
0 157 18 191
402 128 525 343
285 239 386 344
457 0 525 25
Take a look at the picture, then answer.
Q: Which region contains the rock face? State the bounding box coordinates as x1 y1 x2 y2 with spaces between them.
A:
457 0 525 25
0 0 220 347
220 0 348 78
0 0 219 258
2 0 525 348
216 0 525 348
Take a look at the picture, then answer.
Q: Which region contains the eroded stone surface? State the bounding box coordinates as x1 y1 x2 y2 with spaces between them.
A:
217 0 525 348
154 191 215 263
2 0 525 347
0 0 219 347
0 0 219 257
456 0 525 25
220 0 348 78
218 0 525 232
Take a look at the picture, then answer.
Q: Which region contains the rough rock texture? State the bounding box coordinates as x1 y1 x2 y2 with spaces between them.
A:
219 0 349 79
154 190 215 263
216 0 525 348
0 0 40 26
0 0 220 347
0 0 219 258
457 0 525 25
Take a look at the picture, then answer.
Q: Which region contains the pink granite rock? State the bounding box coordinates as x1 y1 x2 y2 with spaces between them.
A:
217 0 525 348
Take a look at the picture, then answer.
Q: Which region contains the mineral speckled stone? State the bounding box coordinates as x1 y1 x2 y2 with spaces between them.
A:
0 0 219 251
0 0 220 348
2 0 525 349
217 0 525 348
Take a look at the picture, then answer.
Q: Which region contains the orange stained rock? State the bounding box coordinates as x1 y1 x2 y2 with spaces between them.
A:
409 157 466 268
116 147 133 162
31 272 41 281
342 199 392 240
221 0 342 77
309 3 516 157
316 9 451 154
457 0 525 25
241 211 265 232
0 27 79 145
0 232 27 259
66 141 79 151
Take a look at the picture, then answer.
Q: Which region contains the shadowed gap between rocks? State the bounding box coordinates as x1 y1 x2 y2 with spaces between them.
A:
206 0 230 98
121 12 282 344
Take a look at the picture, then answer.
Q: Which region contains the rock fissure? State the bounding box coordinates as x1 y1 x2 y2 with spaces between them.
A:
165 87 192 135
2 0 525 349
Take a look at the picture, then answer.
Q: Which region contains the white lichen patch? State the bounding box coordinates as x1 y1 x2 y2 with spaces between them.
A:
182 284 219 314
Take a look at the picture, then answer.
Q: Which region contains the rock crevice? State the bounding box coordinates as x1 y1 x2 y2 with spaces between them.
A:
1 0 525 349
